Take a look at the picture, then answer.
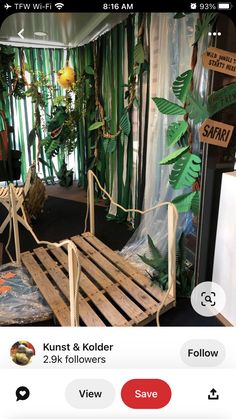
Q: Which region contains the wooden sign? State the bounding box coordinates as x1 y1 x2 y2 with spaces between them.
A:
199 119 234 148
203 47 236 77
208 83 236 116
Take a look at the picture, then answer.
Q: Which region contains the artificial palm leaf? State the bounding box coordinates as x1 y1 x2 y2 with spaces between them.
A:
107 139 117 153
208 83 236 116
152 97 186 115
28 128 36 146
139 253 160 271
186 90 209 124
138 235 167 272
38 157 50 169
96 160 102 172
160 146 189 165
194 13 217 44
172 191 197 213
169 153 201 190
85 65 94 75
191 190 201 215
172 70 193 103
174 12 190 19
133 97 140 108
88 121 104 131
120 111 131 136
42 138 59 158
134 42 145 64
147 234 163 261
167 121 188 147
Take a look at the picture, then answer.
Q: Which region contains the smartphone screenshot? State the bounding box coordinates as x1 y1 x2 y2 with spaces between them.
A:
0 0 235 417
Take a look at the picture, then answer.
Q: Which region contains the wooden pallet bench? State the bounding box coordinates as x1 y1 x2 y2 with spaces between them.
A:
21 232 175 327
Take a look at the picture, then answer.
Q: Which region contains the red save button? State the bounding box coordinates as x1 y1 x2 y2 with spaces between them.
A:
121 379 171 409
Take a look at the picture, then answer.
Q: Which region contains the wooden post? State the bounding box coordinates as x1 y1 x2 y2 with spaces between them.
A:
68 243 77 327
9 185 21 266
167 203 176 304
88 170 95 235
0 242 3 265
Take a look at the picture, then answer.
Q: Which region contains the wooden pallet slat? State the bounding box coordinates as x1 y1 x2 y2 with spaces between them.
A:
51 248 151 320
33 247 70 299
82 232 172 303
71 235 160 313
38 247 106 327
79 272 129 326
48 246 69 270
78 299 106 327
49 246 145 320
21 233 176 327
21 251 70 326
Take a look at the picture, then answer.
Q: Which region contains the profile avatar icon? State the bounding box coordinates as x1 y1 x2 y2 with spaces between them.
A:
10 341 35 366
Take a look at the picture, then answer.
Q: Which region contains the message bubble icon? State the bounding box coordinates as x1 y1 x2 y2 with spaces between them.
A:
16 386 30 401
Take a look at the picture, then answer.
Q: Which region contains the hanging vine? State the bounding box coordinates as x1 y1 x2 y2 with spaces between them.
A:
88 14 147 167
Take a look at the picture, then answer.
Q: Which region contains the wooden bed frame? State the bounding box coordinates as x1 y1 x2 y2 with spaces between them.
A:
0 170 178 327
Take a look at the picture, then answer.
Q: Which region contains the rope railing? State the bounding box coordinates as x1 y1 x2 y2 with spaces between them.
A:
5 184 81 327
86 170 178 326
3 171 178 328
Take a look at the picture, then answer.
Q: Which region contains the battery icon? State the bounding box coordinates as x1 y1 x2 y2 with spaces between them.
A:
217 2 232 9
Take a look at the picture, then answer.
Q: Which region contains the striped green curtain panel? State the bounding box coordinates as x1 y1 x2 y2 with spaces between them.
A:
0 13 151 225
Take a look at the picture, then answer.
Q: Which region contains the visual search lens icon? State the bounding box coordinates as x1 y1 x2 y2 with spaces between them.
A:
201 292 216 306
191 281 226 317
16 386 30 401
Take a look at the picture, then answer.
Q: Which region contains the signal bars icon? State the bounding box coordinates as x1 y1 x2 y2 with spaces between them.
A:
55 3 64 10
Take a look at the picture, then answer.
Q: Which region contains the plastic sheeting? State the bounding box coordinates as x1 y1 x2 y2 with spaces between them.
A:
121 13 204 266
0 264 52 325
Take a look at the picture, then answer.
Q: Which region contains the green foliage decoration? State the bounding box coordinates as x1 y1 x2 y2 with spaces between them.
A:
172 191 197 213
107 139 117 154
0 46 15 93
194 13 217 45
207 83 236 116
139 234 194 296
119 111 131 136
185 90 209 124
167 121 188 147
174 12 190 19
89 37 145 142
172 69 193 103
191 190 201 215
85 65 94 75
138 235 168 290
169 153 202 190
160 146 189 165
28 128 37 146
152 97 186 115
134 42 145 64
88 121 104 131
57 160 73 187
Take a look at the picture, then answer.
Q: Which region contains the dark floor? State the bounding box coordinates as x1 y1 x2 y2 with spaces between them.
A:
0 196 222 327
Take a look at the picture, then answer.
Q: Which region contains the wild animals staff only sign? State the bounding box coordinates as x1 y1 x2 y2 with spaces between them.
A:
199 119 234 148
202 47 236 77
200 46 236 148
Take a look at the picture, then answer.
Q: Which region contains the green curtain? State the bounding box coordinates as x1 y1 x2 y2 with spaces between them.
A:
0 46 67 181
0 13 149 225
